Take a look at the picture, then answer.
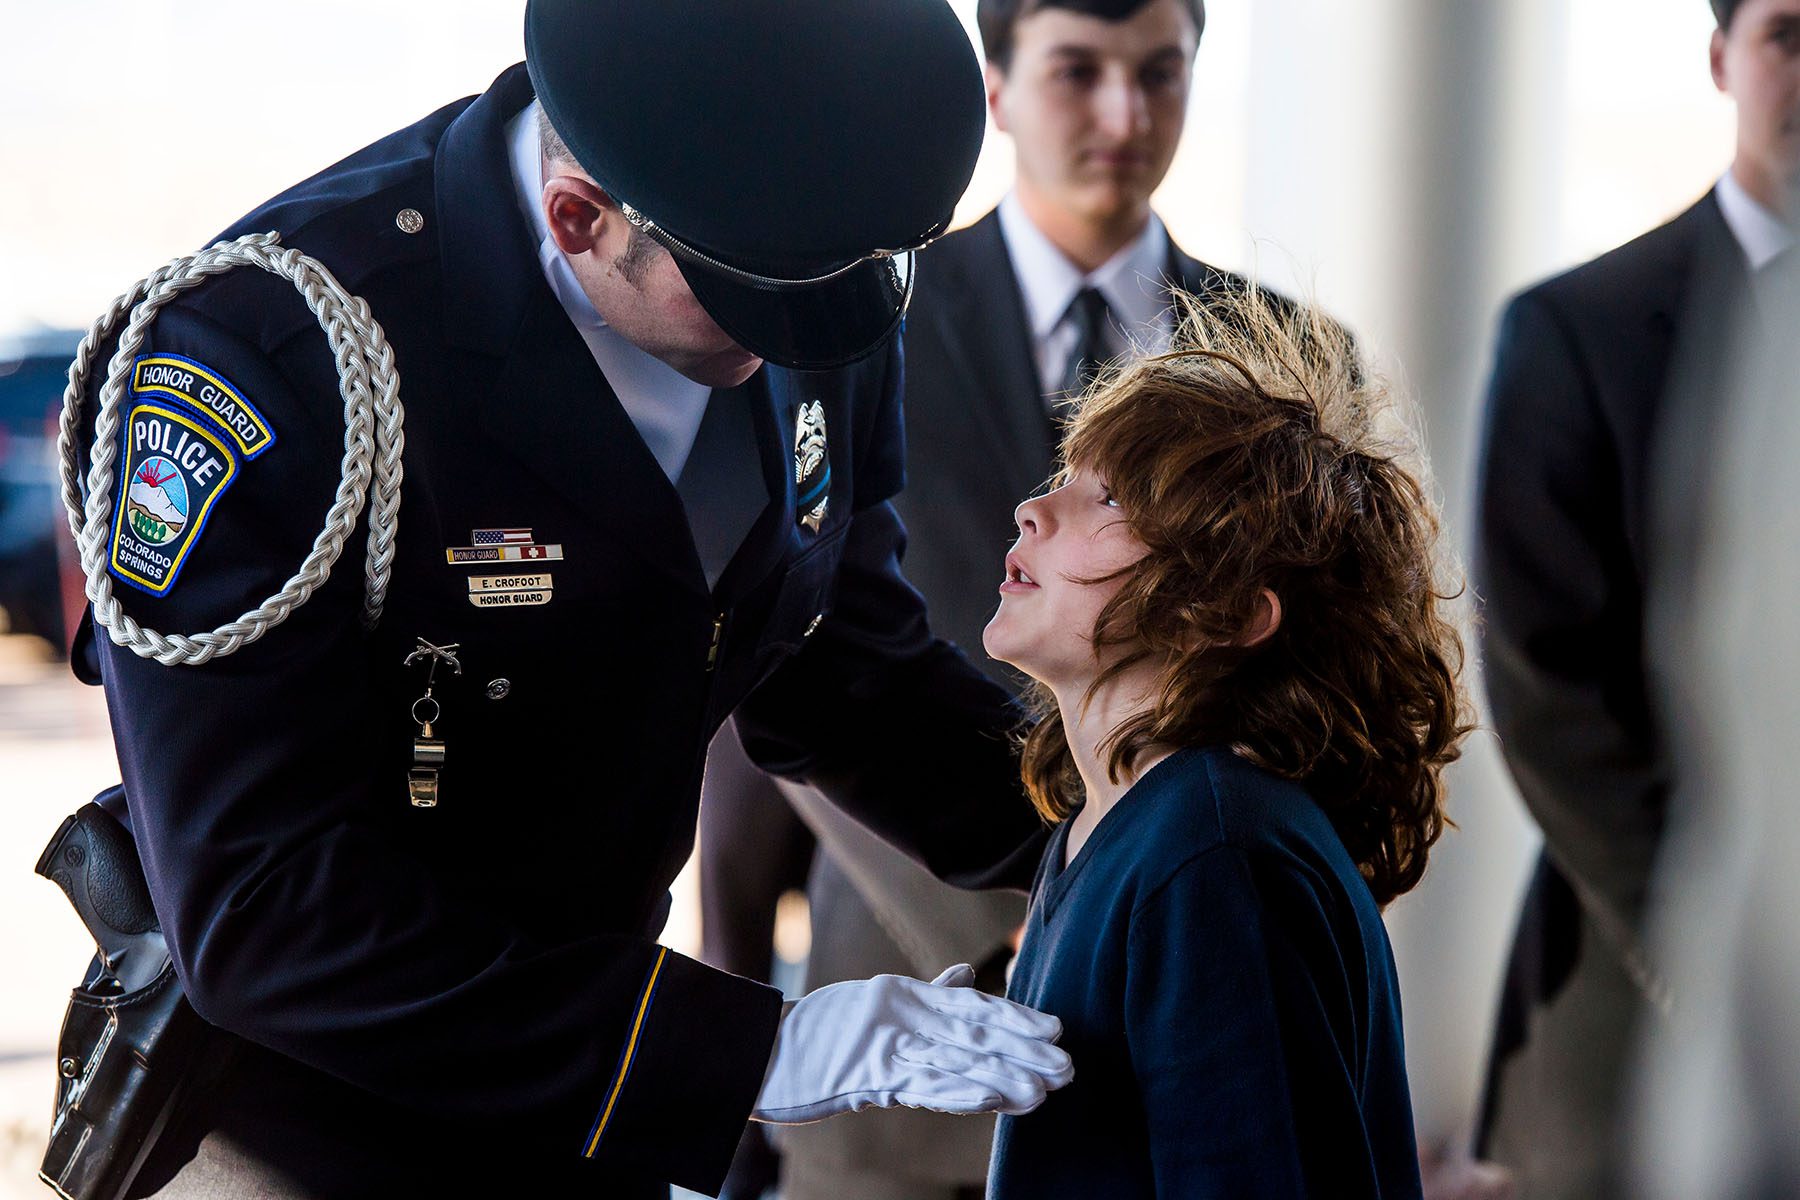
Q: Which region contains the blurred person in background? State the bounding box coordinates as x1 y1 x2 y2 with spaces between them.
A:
1630 8 1800 1191
1473 0 1796 1194
1629 256 1800 1200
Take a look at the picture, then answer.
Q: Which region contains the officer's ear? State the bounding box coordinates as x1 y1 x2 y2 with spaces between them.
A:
542 174 618 258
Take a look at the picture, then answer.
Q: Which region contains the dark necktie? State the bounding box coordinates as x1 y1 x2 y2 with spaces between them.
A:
676 388 765 590
1057 286 1115 405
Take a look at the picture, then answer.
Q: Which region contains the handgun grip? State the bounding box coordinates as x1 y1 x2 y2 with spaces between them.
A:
36 804 160 939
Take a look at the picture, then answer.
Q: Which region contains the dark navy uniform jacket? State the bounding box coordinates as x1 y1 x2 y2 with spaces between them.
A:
73 64 1041 1197
990 747 1422 1200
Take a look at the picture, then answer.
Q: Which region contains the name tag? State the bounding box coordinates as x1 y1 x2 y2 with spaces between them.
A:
468 573 554 593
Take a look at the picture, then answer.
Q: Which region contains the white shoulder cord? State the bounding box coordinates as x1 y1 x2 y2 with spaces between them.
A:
58 232 405 666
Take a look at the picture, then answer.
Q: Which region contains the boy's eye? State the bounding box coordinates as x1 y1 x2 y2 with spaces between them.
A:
1099 486 1120 508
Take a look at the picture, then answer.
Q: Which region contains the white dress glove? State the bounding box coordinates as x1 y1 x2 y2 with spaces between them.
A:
750 964 1074 1125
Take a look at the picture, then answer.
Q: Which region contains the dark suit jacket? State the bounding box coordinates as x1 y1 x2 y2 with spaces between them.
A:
1474 191 1749 1188
892 209 1249 685
71 63 1040 1199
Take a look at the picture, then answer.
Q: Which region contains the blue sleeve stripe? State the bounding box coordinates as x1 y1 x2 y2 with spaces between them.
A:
582 945 669 1158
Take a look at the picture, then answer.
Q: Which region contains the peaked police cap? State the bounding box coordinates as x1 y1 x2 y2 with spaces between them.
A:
524 0 986 369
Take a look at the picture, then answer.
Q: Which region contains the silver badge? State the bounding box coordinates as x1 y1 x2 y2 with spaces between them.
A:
794 400 830 534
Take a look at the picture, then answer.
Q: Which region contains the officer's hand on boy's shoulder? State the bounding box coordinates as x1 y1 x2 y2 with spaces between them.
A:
750 963 1073 1125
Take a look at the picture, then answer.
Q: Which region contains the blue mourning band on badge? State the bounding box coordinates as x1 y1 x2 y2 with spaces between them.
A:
109 402 240 596
797 466 831 511
131 353 275 459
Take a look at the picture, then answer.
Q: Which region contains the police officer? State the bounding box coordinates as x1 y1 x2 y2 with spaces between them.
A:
69 1 1071 1196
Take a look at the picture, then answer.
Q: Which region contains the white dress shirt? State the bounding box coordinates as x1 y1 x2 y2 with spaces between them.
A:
1715 168 1794 274
996 190 1174 399
506 102 711 483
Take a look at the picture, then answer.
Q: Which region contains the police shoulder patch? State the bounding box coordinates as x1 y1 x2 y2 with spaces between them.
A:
109 401 240 596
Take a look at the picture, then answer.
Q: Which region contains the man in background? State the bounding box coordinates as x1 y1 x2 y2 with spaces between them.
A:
1629 256 1800 1200
895 0 1219 672
1474 0 1797 1194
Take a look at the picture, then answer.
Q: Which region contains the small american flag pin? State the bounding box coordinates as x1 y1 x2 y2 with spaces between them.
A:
472 528 534 545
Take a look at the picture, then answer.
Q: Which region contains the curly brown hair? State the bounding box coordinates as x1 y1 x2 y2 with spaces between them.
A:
1019 287 1472 906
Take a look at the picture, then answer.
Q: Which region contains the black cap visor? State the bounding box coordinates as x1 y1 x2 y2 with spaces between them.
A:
662 240 916 372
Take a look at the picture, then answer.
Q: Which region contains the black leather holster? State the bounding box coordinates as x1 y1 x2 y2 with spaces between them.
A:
37 805 206 1200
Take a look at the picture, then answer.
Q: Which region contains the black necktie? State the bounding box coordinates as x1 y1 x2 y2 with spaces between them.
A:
676 389 764 590
1057 287 1115 405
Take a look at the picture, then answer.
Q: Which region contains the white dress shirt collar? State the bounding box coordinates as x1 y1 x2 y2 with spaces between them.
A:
997 191 1174 397
1715 168 1795 273
997 190 1172 341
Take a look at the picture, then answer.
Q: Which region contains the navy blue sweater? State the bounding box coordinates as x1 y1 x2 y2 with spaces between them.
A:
989 746 1423 1199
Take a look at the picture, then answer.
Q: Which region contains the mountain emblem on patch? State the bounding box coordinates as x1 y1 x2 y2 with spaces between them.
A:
126 456 190 545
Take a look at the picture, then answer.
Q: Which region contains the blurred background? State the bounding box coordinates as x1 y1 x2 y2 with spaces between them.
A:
0 1 1735 1196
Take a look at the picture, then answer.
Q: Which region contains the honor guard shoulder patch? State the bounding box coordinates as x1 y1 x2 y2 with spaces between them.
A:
131 353 275 459
108 402 240 596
